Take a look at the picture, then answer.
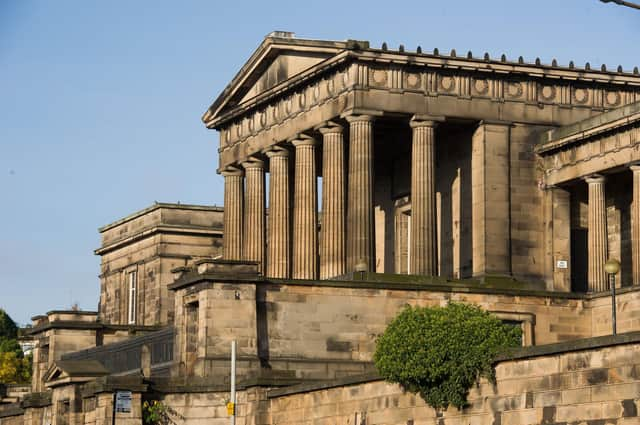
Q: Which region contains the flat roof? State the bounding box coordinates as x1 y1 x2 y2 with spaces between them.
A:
98 202 224 233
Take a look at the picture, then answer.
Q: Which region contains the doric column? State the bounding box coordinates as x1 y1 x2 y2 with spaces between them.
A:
410 118 438 275
265 147 290 278
585 175 607 292
319 123 346 279
242 158 265 274
632 165 640 285
345 115 375 272
222 166 244 260
292 136 318 279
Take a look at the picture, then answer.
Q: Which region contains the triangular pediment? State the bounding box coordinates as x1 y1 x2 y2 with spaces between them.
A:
203 33 351 127
43 360 109 387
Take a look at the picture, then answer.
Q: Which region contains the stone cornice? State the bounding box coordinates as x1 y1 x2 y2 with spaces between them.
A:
207 44 640 131
539 119 640 185
95 224 223 256
214 59 640 170
98 202 224 233
537 106 640 154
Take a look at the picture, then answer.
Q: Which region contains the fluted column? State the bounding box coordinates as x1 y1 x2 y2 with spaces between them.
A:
586 175 607 292
242 158 266 274
319 123 346 279
410 118 438 275
265 147 290 278
632 165 640 285
222 166 244 260
292 136 318 279
346 115 375 272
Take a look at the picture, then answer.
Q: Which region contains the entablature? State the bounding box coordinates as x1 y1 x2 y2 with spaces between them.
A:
537 105 640 185
207 37 640 170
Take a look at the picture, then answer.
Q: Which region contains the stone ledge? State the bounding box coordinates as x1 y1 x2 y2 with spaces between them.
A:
81 376 147 397
98 202 223 233
0 404 24 418
170 268 592 300
20 392 51 408
28 321 163 336
267 372 382 398
497 330 640 362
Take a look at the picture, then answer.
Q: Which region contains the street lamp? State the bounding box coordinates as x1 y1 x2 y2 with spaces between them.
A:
604 259 621 335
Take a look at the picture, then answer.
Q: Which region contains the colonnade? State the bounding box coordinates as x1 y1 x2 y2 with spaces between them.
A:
220 114 439 279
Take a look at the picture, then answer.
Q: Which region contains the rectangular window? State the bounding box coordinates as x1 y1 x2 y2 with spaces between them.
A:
127 271 137 324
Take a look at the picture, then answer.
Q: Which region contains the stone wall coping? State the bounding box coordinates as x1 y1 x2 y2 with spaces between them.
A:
81 376 147 397
28 321 162 336
497 330 640 362
98 202 223 233
267 372 382 398
20 392 51 409
61 327 173 360
0 404 24 419
169 271 589 300
169 267 640 301
46 310 98 316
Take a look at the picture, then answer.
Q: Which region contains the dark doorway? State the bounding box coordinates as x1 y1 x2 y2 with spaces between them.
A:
571 228 588 292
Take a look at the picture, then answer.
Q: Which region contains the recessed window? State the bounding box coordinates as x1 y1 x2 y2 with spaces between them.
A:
127 271 137 324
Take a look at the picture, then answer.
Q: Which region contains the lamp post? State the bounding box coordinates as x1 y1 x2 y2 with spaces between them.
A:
604 259 621 336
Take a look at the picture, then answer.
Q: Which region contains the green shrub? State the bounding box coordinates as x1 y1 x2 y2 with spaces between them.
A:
373 303 521 409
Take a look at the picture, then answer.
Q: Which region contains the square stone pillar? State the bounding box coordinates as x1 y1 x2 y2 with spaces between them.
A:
544 186 572 291
471 122 511 278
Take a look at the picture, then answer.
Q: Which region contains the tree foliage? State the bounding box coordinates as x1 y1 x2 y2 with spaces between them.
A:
0 310 18 341
0 309 31 384
373 303 521 410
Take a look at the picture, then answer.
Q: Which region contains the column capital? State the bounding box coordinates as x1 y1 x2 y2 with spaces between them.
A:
290 134 317 148
221 165 244 177
410 115 445 128
630 163 640 173
263 145 289 158
241 157 264 170
585 174 606 185
343 114 375 124
315 121 344 135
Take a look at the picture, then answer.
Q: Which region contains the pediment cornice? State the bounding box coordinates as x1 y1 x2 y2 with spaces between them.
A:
204 38 640 131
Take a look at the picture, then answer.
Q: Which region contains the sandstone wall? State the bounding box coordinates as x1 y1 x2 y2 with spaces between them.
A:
266 338 640 425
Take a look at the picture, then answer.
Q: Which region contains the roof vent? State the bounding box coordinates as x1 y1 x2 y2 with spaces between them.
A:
267 31 295 39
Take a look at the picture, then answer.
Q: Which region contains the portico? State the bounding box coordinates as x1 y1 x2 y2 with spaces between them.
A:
204 33 640 285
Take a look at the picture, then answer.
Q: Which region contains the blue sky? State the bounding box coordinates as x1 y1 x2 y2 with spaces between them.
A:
1 0 639 325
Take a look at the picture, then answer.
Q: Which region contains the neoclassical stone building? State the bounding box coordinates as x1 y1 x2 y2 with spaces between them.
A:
4 33 640 425
205 32 640 293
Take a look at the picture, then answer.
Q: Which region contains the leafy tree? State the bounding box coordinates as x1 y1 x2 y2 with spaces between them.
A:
0 309 31 384
373 303 521 410
0 310 18 341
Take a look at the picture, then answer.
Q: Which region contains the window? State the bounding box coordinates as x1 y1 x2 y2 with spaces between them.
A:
127 271 137 324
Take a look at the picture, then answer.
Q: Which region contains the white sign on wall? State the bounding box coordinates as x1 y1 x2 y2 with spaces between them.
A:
115 391 132 413
556 260 568 269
